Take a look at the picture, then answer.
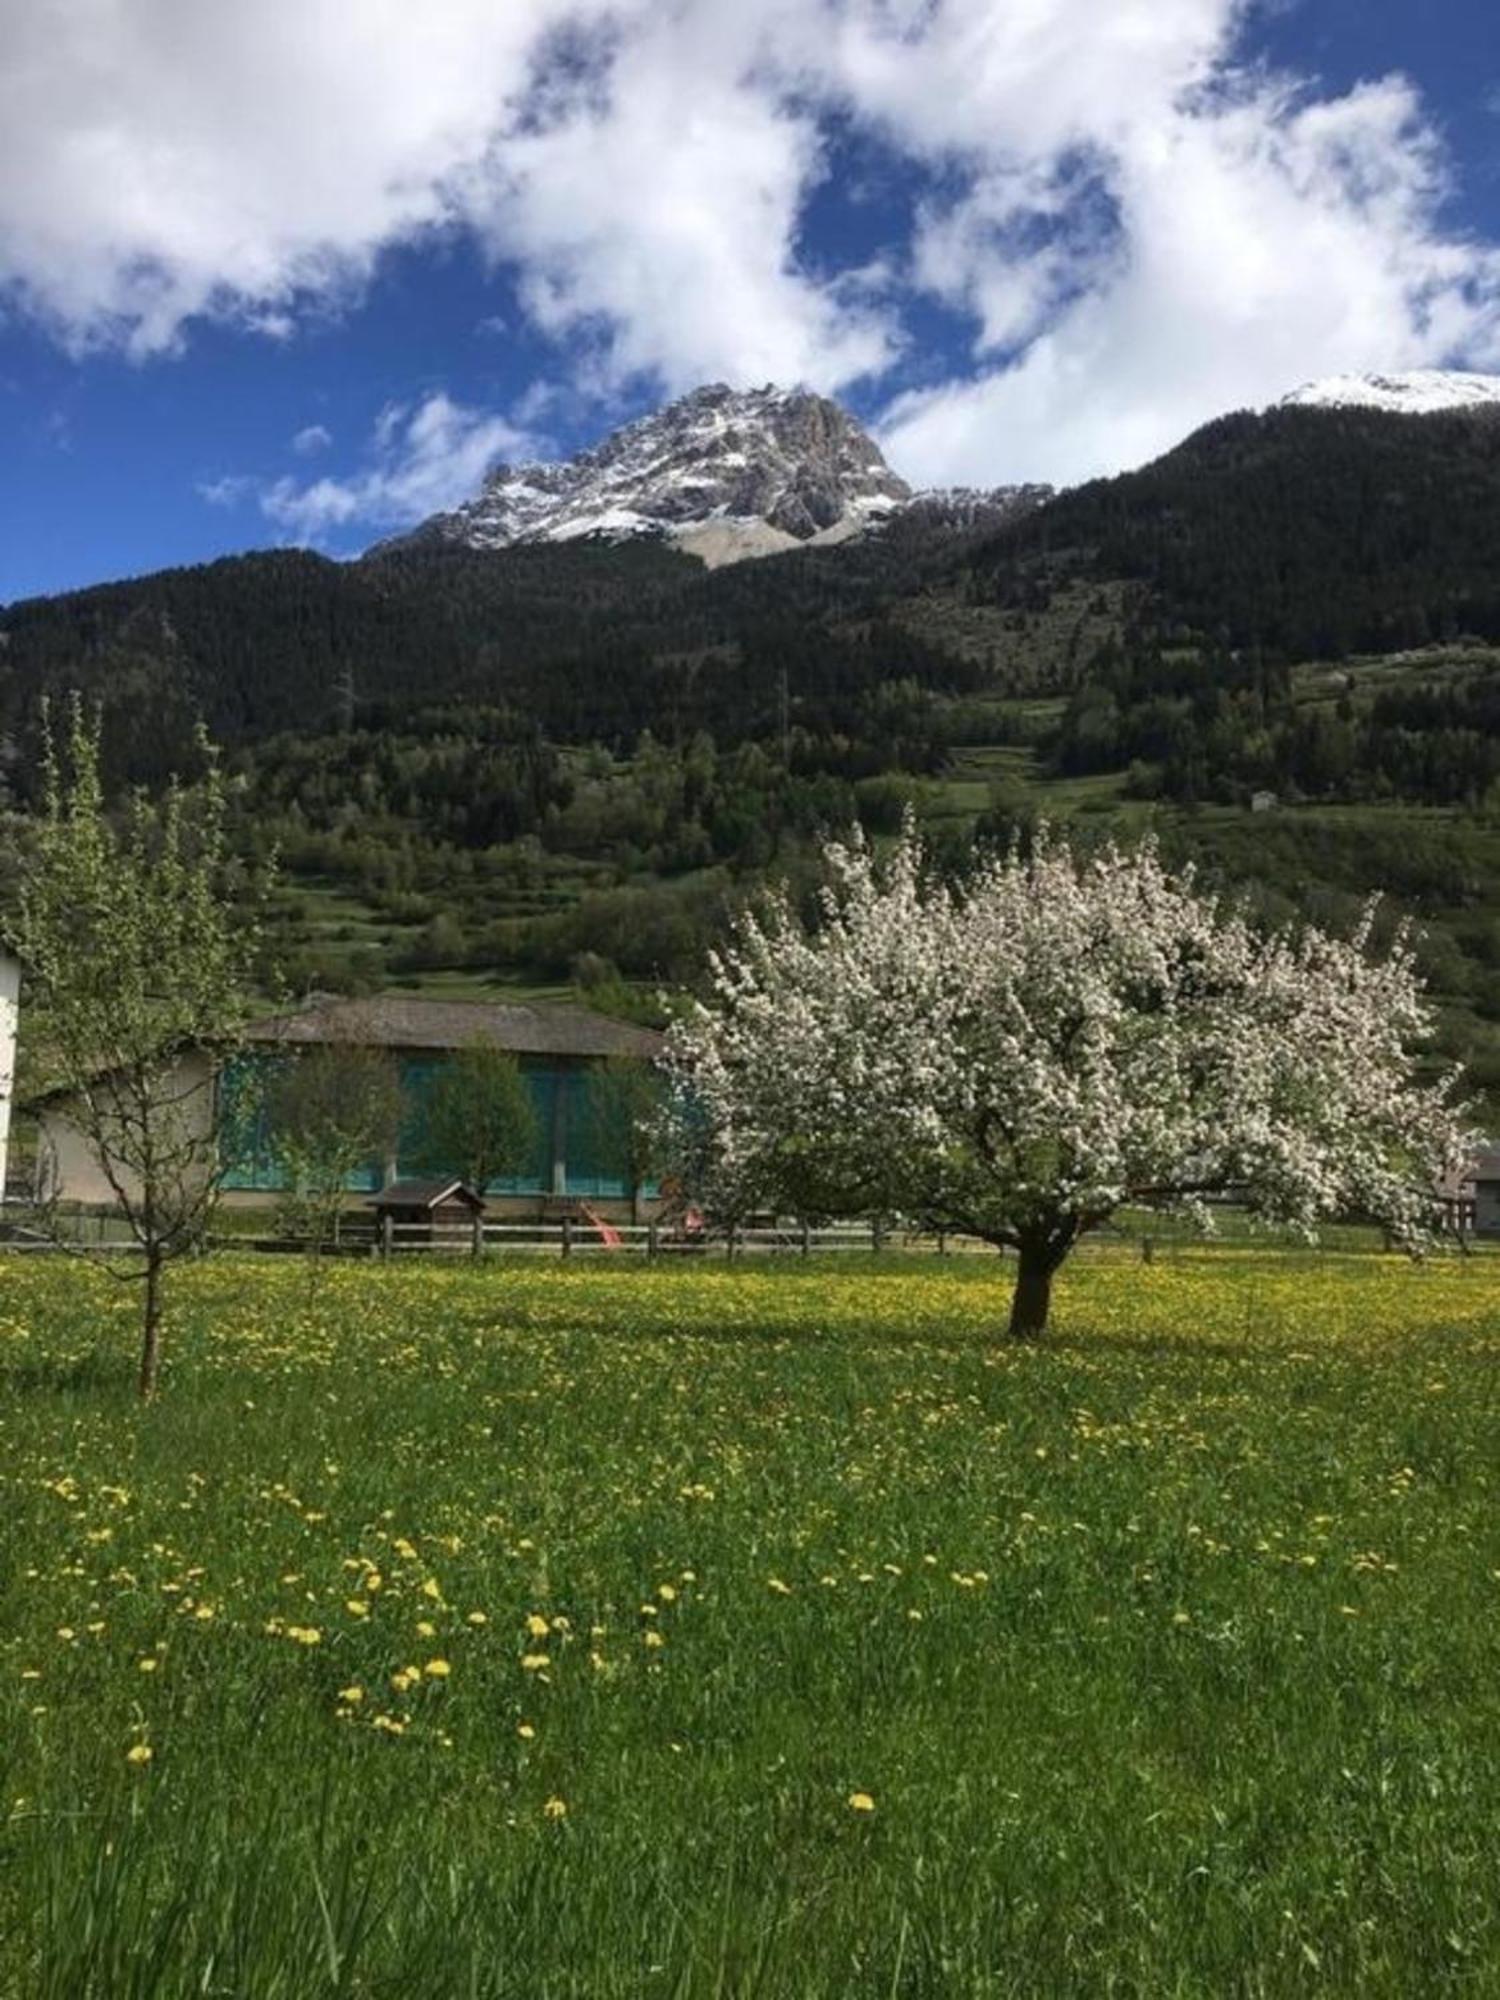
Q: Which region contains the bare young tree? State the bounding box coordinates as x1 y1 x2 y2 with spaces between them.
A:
7 701 265 1395
665 825 1471 1339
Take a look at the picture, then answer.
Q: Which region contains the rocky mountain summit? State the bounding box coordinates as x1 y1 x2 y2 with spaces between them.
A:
1279 369 1500 415
381 383 1048 567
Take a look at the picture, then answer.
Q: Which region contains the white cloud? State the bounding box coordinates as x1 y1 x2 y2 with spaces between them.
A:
459 6 898 394
257 391 535 540
291 423 332 455
0 1 584 356
880 68 1500 486
197 473 254 508
4 0 1499 495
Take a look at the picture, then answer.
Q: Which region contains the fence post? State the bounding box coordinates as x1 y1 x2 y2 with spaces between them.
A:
381 1211 393 1262
648 1221 659 1261
937 1231 947 1256
871 1218 884 1255
801 1219 811 1258
471 1213 483 1260
562 1214 573 1261
727 1221 737 1262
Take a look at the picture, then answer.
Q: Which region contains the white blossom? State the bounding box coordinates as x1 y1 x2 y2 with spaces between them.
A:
663 825 1470 1336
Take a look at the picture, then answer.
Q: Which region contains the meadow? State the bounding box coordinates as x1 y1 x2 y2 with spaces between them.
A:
2 1249 1498 1998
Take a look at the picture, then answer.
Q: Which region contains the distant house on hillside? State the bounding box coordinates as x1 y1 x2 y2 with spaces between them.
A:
35 994 663 1218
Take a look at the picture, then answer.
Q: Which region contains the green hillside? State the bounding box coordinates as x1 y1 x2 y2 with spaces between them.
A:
4 403 1500 1108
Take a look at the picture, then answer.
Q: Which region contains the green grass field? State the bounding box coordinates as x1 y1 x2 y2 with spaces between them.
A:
3 1252 1499 1997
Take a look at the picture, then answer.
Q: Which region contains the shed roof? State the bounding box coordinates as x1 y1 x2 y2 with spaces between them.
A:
246 994 661 1061
371 1179 485 1212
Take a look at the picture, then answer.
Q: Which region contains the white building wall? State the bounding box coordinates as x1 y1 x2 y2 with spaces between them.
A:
37 1049 217 1208
0 950 18 1201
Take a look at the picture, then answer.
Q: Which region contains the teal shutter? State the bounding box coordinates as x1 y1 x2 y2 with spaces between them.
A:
396 1057 442 1179
562 1069 629 1200
217 1053 290 1192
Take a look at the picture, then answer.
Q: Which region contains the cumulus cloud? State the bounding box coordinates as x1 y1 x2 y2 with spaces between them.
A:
259 393 536 540
4 0 1499 497
461 6 897 394
0 1 585 356
291 423 333 455
880 66 1500 485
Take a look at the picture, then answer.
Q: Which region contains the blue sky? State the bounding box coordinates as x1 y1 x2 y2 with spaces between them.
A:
2 0 1498 603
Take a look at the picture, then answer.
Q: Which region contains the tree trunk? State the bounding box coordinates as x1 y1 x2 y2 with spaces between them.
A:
139 1249 164 1399
1007 1239 1057 1341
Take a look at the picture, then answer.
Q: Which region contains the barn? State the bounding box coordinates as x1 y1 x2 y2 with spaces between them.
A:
35 993 663 1221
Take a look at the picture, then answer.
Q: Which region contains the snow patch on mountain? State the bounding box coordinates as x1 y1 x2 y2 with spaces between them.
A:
384 383 913 566
1280 370 1500 415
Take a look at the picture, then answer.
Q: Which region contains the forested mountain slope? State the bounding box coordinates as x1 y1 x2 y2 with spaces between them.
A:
4 399 1500 1108
966 403 1500 661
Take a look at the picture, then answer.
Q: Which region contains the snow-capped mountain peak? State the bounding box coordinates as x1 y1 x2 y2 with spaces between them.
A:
1279 370 1500 416
387 382 915 566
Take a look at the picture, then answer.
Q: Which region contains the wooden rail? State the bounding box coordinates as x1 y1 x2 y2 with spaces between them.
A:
368 1218 985 1259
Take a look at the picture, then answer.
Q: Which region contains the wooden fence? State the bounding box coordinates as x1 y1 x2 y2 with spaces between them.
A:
360 1216 989 1260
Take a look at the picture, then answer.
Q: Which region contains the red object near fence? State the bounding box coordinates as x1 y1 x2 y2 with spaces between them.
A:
579 1203 624 1249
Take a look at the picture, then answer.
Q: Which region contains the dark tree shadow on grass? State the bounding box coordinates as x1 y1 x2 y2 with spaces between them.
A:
1 1349 139 1396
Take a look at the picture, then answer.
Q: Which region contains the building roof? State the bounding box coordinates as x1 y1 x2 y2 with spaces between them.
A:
371 1178 485 1212
246 994 662 1061
1470 1143 1500 1184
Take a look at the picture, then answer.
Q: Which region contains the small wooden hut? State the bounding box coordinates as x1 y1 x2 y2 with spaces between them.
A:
371 1178 485 1254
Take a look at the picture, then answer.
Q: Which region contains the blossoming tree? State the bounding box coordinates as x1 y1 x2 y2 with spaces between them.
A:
663 828 1468 1338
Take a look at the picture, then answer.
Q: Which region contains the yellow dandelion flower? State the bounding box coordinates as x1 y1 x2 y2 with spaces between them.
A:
345 1599 370 1618
126 1744 154 1768
542 1796 568 1819
767 1577 792 1596
467 1611 488 1627
643 1629 665 1649
520 1653 551 1671
657 1583 678 1603
517 1722 536 1739
424 1658 452 1678
848 1792 875 1813
338 1685 365 1704
525 1613 550 1639
416 1620 436 1638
